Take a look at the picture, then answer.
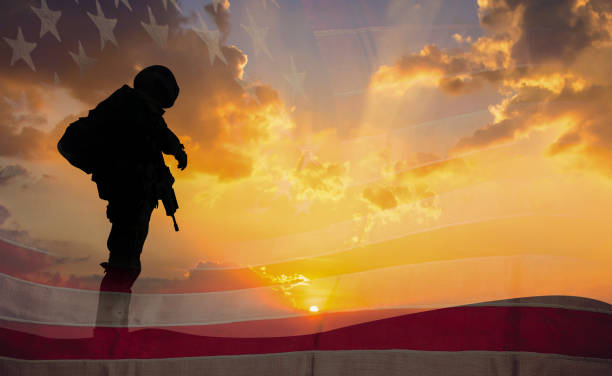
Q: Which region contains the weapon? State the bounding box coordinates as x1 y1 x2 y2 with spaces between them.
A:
157 165 180 231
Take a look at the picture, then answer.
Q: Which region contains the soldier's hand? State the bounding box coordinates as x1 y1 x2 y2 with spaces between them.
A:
176 149 187 170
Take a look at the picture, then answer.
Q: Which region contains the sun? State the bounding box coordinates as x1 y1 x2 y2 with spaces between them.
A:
309 305 319 313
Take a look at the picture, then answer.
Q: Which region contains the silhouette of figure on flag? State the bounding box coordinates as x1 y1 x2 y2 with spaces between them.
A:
58 65 187 292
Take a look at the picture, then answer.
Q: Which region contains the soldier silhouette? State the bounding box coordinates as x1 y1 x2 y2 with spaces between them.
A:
59 65 187 292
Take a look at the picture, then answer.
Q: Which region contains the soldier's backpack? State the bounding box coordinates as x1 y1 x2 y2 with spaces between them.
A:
57 116 101 175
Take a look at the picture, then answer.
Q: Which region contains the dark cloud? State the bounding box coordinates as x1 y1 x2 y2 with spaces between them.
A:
0 164 29 185
204 2 231 42
479 0 612 64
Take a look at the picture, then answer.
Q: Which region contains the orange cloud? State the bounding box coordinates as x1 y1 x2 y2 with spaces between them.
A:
370 0 612 178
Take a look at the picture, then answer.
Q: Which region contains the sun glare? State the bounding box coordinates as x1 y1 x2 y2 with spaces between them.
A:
309 305 319 313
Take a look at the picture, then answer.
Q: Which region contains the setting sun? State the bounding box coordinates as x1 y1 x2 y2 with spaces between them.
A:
309 306 319 313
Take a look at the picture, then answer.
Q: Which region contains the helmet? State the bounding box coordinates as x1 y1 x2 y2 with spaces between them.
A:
133 65 180 108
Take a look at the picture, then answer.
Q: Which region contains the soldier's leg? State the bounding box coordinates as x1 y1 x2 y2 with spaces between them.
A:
105 199 155 272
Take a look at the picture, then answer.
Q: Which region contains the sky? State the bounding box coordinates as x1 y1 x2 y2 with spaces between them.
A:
1 0 611 314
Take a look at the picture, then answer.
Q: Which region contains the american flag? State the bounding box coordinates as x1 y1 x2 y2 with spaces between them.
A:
1 0 611 374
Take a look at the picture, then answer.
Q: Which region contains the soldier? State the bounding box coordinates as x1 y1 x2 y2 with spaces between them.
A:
88 65 187 291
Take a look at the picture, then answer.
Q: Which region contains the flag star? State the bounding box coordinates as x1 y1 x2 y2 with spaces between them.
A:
114 0 132 12
141 6 168 48
212 0 227 13
283 55 306 100
3 27 37 72
274 174 293 199
298 140 319 169
261 0 279 10
162 0 182 13
31 0 62 42
69 41 97 73
241 10 273 60
193 11 227 65
235 74 261 105
295 200 312 214
87 0 118 51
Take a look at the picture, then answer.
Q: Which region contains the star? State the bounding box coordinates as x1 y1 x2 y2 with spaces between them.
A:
141 6 168 48
298 140 319 169
193 11 227 65
261 0 279 9
212 0 227 13
3 27 37 72
31 0 62 42
283 55 306 100
162 0 182 13
235 74 261 105
274 174 293 199
114 0 132 12
241 9 273 60
69 41 97 74
87 0 118 51
295 200 312 214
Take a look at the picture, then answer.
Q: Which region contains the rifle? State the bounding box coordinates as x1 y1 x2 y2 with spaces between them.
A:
157 165 180 231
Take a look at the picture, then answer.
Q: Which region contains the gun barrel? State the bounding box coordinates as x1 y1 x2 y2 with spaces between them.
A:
172 214 179 232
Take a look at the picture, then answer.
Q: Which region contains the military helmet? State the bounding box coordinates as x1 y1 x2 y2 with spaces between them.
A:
133 65 180 108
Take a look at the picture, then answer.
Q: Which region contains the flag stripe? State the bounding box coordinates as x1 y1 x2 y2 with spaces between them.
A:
1 305 611 360
2 350 610 376
2 254 610 327
4 213 608 295
3 295 609 340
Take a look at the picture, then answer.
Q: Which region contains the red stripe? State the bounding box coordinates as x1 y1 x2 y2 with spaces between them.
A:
1 306 610 360
0 308 426 339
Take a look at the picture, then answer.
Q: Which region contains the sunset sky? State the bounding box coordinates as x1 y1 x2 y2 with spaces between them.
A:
1 0 611 314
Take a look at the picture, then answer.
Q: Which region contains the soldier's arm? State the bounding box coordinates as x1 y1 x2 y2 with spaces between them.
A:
160 119 187 170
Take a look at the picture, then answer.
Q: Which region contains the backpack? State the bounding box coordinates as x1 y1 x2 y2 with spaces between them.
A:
57 116 102 175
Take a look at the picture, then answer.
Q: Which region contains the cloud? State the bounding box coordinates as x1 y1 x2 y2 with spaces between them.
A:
0 228 92 283
204 2 231 42
371 44 504 95
371 0 612 177
361 155 467 212
0 164 29 185
292 161 351 201
0 81 51 159
482 0 612 64
194 259 240 270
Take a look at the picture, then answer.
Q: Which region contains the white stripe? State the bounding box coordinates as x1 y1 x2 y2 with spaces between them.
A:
313 24 483 38
0 254 609 328
1 351 610 376
0 235 60 257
